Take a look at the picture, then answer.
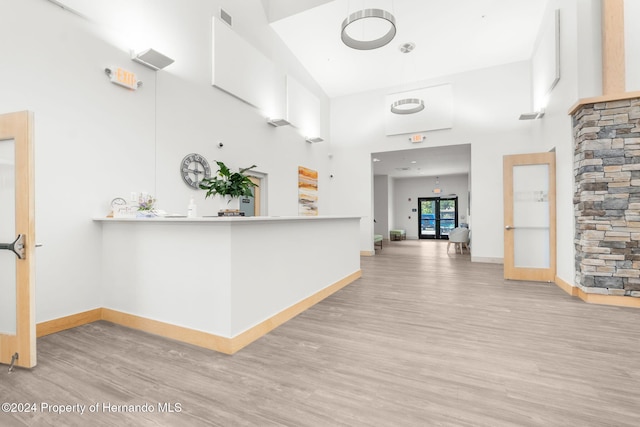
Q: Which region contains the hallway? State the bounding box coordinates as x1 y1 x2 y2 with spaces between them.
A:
2 240 639 426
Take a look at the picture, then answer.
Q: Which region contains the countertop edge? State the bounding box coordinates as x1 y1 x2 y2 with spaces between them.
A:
93 215 361 223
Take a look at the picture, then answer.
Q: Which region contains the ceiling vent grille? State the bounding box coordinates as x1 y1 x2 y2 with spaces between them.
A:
220 9 232 26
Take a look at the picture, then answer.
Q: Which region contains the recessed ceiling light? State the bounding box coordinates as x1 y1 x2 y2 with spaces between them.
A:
410 161 417 164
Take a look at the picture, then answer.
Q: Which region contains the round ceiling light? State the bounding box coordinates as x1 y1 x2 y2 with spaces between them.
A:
391 98 425 115
341 8 397 50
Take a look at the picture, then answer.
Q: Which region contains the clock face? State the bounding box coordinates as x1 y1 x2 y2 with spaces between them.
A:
111 197 127 208
181 153 211 188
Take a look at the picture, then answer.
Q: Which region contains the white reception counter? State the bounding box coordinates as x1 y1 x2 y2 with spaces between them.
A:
94 216 361 354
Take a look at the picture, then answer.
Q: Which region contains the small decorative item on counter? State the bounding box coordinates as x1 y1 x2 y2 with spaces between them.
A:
137 193 157 217
109 197 134 218
187 197 197 218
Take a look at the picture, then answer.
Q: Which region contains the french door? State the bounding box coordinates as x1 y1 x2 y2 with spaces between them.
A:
0 111 36 369
418 197 458 239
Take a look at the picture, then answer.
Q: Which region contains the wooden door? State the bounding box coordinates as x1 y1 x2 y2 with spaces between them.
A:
0 111 36 369
503 152 556 282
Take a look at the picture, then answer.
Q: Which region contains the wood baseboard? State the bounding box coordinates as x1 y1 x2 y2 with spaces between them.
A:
554 276 579 297
101 308 235 354
575 289 640 308
554 276 640 308
35 270 362 354
36 308 102 338
471 256 503 264
229 270 362 353
361 251 375 256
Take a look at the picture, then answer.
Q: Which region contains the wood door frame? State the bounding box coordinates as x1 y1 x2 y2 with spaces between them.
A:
503 152 556 282
248 175 261 216
0 111 36 368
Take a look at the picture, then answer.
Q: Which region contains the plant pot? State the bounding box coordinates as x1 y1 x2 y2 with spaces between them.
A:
220 195 240 212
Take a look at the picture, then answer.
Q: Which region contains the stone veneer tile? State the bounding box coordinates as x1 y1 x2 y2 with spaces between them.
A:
574 97 640 294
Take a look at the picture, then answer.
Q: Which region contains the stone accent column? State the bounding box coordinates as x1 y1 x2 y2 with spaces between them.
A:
573 97 640 296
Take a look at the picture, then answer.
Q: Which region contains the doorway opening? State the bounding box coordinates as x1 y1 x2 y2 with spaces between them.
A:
418 197 458 239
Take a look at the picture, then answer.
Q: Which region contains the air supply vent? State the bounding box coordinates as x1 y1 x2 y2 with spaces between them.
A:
220 9 232 26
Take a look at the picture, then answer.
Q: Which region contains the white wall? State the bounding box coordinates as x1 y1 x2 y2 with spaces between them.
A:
331 61 535 260
373 175 390 238
392 174 469 240
0 0 332 323
530 0 603 287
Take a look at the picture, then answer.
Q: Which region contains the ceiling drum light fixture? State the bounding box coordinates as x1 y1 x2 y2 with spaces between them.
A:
391 98 424 114
390 42 425 115
341 8 397 50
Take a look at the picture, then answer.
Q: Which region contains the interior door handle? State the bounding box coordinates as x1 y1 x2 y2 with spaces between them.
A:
505 225 514 230
0 234 25 259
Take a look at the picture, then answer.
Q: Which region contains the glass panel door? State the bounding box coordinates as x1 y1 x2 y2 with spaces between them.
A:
513 164 550 268
419 199 436 238
0 139 16 335
503 152 556 282
0 111 37 369
439 198 457 238
419 197 458 239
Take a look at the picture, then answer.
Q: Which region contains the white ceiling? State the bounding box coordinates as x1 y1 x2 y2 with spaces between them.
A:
269 0 549 98
269 0 547 179
372 144 471 179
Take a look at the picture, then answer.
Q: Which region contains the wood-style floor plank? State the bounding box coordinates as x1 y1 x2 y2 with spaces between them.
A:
2 240 640 426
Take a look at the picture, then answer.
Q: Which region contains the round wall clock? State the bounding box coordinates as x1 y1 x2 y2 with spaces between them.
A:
181 153 211 189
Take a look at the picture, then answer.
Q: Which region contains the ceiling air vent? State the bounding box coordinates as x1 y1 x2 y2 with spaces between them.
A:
220 9 232 26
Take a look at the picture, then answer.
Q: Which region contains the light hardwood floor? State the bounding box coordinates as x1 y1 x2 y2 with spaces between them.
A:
2 240 640 426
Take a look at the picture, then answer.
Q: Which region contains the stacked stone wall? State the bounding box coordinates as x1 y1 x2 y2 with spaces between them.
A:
573 98 640 296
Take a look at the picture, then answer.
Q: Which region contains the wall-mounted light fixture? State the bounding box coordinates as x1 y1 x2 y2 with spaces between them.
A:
266 118 291 127
305 136 324 143
519 110 545 120
131 48 175 70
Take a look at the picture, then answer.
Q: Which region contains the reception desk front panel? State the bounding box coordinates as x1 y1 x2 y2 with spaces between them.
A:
95 216 361 348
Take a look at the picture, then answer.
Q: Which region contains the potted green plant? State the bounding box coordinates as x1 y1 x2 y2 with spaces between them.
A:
199 161 258 215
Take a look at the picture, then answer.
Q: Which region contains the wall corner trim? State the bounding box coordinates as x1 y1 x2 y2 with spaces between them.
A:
554 276 578 296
